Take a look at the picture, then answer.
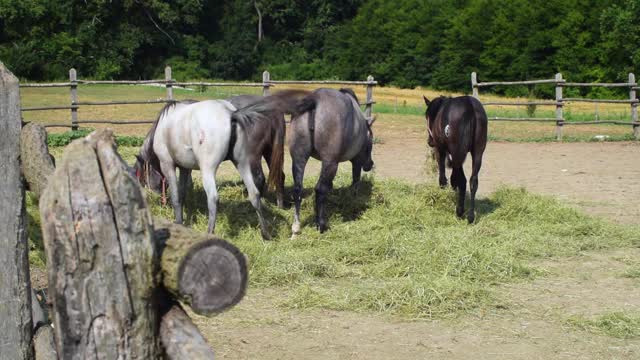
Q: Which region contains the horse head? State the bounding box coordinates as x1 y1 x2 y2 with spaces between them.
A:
133 153 164 194
423 95 448 146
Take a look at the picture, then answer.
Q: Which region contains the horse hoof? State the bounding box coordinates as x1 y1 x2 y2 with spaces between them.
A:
261 232 272 241
456 208 464 218
292 222 301 235
468 214 475 224
317 223 328 233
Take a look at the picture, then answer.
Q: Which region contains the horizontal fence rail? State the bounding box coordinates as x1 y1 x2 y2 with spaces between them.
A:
19 67 376 131
471 72 640 140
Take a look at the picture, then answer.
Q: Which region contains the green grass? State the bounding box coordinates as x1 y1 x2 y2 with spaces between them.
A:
566 312 640 339
26 146 640 319
375 102 633 122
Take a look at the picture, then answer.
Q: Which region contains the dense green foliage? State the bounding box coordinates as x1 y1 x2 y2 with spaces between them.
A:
46 128 144 147
1 0 638 93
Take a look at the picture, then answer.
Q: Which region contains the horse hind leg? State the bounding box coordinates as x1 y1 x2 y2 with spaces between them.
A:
451 166 466 219
237 160 271 240
291 153 309 235
201 167 219 234
315 161 338 233
436 147 448 188
178 167 192 223
468 152 483 224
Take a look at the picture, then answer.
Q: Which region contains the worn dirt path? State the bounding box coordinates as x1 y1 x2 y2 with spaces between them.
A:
196 249 640 359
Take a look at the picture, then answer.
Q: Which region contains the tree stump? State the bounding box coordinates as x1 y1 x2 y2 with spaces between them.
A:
39 130 161 359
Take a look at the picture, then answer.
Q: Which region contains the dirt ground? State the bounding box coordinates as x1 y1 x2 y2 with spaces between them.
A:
196 248 640 359
370 120 640 224
197 128 640 358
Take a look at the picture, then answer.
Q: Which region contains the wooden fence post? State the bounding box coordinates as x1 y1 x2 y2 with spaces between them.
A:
165 66 174 101
262 70 270 96
555 73 564 141
630 73 638 139
471 72 479 98
365 75 374 119
69 68 78 130
0 61 33 360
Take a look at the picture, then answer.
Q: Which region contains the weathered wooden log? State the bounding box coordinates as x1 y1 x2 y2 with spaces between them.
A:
33 326 57 360
39 129 161 359
155 218 248 316
160 304 216 359
0 61 33 360
20 123 55 198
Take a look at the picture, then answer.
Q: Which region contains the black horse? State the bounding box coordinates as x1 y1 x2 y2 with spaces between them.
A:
423 95 488 223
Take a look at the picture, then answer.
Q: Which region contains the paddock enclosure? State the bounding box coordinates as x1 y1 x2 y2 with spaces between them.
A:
3 60 640 359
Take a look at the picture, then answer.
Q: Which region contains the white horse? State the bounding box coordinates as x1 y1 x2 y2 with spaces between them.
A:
135 100 271 239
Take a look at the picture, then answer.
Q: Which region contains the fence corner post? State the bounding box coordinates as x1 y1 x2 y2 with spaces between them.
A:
165 66 173 101
471 72 479 98
0 61 33 360
629 73 638 139
69 68 78 131
555 73 563 141
366 75 374 120
262 71 270 96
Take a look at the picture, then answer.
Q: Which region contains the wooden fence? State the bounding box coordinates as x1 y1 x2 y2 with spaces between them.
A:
471 72 640 140
20 66 377 130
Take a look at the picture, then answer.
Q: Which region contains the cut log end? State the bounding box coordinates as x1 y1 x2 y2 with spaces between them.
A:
178 239 248 315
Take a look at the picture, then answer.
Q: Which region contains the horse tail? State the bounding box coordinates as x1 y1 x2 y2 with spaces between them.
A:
267 114 286 192
291 95 317 118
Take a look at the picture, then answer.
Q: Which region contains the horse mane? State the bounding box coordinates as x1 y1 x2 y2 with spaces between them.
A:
339 88 360 104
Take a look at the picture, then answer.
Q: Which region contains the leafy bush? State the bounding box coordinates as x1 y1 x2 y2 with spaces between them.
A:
47 128 93 147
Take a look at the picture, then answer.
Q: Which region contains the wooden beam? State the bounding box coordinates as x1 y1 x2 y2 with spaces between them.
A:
0 61 33 360
155 219 248 316
33 326 57 360
20 123 55 199
160 305 216 359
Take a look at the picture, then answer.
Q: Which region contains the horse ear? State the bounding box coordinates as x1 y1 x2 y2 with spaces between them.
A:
423 95 430 106
367 116 376 127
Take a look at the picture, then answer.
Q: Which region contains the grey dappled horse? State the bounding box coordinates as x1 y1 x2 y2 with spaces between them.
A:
289 88 375 234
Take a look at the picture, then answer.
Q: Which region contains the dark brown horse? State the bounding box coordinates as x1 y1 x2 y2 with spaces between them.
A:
289 88 375 234
228 94 286 208
423 95 487 223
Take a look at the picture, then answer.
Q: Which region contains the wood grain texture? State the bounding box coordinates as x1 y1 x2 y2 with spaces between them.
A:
39 129 161 360
155 218 248 316
160 305 215 360
20 123 55 198
33 326 57 360
0 61 33 360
